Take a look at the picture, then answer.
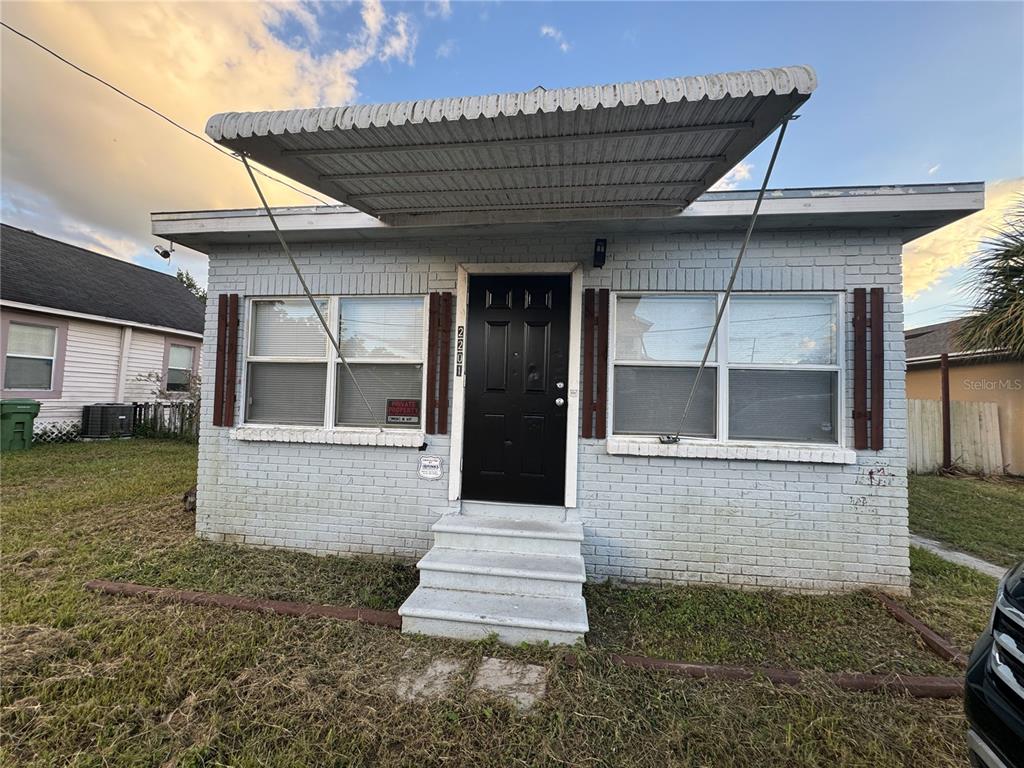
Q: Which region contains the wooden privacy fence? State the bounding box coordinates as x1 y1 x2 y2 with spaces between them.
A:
908 399 1004 475
132 401 200 441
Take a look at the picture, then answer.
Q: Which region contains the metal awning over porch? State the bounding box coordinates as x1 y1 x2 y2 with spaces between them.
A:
206 65 816 225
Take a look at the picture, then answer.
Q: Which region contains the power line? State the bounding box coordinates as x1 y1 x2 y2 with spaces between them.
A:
662 116 795 443
240 154 384 429
0 20 332 207
904 300 967 318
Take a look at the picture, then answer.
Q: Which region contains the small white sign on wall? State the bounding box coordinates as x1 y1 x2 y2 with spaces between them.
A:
418 455 443 480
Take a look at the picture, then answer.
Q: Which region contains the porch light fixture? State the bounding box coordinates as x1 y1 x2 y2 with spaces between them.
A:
593 238 607 269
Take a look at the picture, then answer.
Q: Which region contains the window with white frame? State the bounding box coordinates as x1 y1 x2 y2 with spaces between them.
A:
4 322 58 390
335 297 424 428
613 293 841 444
244 296 425 429
166 344 195 392
613 295 718 437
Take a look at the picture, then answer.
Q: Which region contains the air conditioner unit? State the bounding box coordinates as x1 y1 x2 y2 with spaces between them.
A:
81 403 135 438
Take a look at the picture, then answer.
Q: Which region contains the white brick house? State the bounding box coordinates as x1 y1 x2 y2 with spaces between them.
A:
153 66 983 643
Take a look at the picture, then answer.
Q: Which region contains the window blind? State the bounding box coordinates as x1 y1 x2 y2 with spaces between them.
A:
246 362 327 425
729 369 837 443
613 366 716 437
336 363 423 428
251 300 328 358
169 345 194 370
7 323 56 356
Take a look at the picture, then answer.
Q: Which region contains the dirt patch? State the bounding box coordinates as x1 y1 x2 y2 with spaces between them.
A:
396 656 468 702
470 657 548 711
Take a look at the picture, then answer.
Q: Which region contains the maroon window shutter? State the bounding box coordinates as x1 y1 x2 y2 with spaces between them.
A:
852 288 868 449
213 294 228 427
437 292 452 435
595 288 610 439
851 287 884 451
582 289 596 438
425 292 440 434
223 294 240 428
870 287 885 450
424 292 453 436
581 288 610 439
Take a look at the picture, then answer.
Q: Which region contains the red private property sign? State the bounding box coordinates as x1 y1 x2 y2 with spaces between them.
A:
385 398 421 426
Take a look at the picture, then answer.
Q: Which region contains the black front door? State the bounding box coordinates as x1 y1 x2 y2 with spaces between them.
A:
462 274 571 505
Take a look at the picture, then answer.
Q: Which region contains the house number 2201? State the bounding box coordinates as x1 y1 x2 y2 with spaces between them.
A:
455 326 465 376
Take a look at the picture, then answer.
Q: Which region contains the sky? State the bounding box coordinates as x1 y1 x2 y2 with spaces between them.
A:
1 1 1021 329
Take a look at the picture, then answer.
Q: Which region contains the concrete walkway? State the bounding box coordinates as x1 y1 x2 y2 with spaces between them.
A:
910 535 1007 579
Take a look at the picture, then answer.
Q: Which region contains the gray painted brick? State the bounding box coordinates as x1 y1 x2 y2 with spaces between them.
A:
196 228 910 593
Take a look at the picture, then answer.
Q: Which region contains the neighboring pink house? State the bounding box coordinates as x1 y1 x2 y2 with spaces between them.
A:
0 224 205 435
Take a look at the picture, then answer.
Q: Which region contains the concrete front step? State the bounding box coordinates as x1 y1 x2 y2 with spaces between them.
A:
418 547 586 599
431 514 584 557
399 587 588 645
461 500 567 523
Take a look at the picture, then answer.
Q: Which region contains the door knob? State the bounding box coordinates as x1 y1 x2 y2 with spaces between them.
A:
555 397 566 407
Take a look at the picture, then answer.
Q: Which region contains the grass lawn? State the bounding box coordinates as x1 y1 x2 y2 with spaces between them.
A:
909 473 1024 567
0 440 995 766
905 546 999 650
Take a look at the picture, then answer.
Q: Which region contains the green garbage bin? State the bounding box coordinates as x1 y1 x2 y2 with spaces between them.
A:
1 399 41 452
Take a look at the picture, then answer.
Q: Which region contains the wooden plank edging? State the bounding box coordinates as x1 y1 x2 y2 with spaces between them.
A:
872 590 969 667
85 580 964 699
85 580 402 629
572 654 963 699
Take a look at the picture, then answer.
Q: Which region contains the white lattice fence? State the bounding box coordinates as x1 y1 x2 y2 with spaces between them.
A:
33 420 81 443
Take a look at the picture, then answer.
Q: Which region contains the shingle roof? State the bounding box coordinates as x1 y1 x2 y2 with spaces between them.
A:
904 318 1011 361
1 224 205 334
905 320 965 359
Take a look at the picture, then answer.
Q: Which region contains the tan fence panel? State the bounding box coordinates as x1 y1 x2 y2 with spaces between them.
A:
908 399 1005 474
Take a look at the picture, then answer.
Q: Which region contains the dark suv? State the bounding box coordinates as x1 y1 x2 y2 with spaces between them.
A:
966 560 1024 768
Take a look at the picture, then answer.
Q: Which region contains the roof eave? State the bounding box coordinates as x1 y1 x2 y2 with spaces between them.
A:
152 182 984 250
906 349 1015 366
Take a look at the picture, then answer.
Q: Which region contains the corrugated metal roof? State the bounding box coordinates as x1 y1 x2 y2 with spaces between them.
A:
207 65 816 223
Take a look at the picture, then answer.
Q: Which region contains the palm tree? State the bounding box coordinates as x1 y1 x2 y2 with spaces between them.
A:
956 196 1024 358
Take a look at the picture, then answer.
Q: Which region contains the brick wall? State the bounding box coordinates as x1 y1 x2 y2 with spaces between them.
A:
196 228 910 593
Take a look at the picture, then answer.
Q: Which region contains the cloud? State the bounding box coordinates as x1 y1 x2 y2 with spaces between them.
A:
380 12 417 65
903 177 1023 299
0 0 418 287
928 164 941 176
425 0 453 19
436 39 457 59
709 162 754 191
63 220 148 263
540 24 570 53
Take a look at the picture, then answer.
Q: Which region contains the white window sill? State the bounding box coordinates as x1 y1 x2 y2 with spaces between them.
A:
605 437 857 464
230 425 425 448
